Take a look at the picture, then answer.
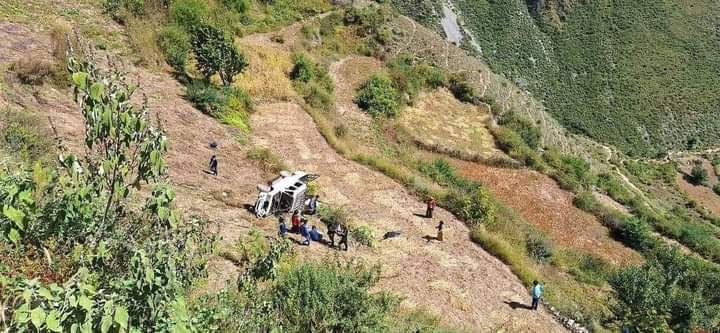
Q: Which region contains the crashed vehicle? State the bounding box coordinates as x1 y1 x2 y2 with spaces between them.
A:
254 171 319 218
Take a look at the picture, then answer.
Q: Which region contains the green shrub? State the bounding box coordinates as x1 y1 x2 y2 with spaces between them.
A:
186 80 252 131
689 163 708 185
355 73 400 117
623 160 677 185
186 79 223 114
616 218 655 252
544 150 595 191
525 231 554 262
713 183 720 196
319 205 351 229
290 53 335 111
491 127 547 172
273 262 396 332
447 76 477 104
610 265 672 332
290 53 317 82
191 24 247 85
246 147 286 175
498 112 541 149
350 224 375 247
568 253 611 286
222 0 248 13
170 0 209 31
387 55 447 102
157 25 191 72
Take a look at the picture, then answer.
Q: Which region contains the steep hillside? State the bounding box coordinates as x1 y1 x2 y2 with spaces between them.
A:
397 0 720 157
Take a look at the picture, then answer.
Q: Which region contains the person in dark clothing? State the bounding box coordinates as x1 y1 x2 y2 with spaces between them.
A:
436 221 444 241
209 154 218 176
306 195 319 215
291 210 301 233
278 217 287 238
328 223 336 247
426 197 436 218
338 224 349 251
301 220 311 246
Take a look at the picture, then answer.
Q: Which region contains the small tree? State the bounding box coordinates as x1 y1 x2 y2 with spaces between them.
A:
690 163 708 185
355 73 400 117
191 24 247 85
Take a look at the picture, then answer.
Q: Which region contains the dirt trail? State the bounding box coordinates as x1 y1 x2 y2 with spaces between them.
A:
450 159 642 266
251 102 566 332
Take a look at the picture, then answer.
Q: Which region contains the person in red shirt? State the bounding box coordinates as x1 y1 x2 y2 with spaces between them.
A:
426 197 436 218
291 210 301 233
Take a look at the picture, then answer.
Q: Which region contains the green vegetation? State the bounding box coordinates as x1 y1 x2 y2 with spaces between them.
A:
355 73 401 117
246 146 287 175
498 112 541 150
290 53 335 112
0 109 54 163
623 160 676 185
185 79 252 132
689 162 708 185
490 126 546 171
157 25 191 72
439 0 720 157
1 54 213 332
190 24 247 85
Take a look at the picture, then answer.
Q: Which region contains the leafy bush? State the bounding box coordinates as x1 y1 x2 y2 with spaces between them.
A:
498 112 541 150
615 218 655 252
1 54 213 332
246 147 287 175
157 25 191 72
623 160 677 185
491 126 547 172
544 150 595 191
222 0 248 13
350 224 375 247
290 53 335 111
355 73 400 117
272 262 396 332
191 24 248 85
447 76 477 104
689 163 708 185
170 0 209 31
185 79 252 126
596 173 635 206
525 231 554 262
568 253 611 286
387 55 447 102
319 205 351 229
1 110 53 162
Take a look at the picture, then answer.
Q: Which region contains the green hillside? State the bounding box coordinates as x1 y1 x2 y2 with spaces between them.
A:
398 0 720 157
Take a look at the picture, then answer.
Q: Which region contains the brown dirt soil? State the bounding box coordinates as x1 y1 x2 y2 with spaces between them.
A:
251 102 566 332
400 88 503 160
451 159 642 266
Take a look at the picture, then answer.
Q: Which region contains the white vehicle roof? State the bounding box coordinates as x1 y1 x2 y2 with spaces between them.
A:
258 171 309 195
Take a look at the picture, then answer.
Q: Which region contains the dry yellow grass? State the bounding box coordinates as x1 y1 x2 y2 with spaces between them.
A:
234 39 296 102
400 88 501 160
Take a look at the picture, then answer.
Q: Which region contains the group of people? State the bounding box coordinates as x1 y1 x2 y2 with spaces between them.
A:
277 197 349 250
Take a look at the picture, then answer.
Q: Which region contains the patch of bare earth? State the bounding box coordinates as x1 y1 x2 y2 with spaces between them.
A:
451 160 642 266
400 88 503 161
250 102 566 332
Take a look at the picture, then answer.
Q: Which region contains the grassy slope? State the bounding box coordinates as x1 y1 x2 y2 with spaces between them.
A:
437 0 720 157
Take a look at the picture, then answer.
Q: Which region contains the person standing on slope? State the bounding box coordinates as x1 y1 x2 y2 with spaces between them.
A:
209 154 218 176
531 280 544 310
436 220 444 241
426 197 436 218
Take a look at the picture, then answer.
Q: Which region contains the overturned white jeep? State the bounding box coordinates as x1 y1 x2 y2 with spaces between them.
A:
253 171 319 218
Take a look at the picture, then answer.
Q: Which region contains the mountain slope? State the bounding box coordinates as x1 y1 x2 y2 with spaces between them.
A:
398 0 720 157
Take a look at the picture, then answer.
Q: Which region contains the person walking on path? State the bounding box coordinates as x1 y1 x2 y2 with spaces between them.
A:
531 280 544 310
278 216 287 239
426 197 436 218
209 154 218 176
338 224 349 251
436 221 444 241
